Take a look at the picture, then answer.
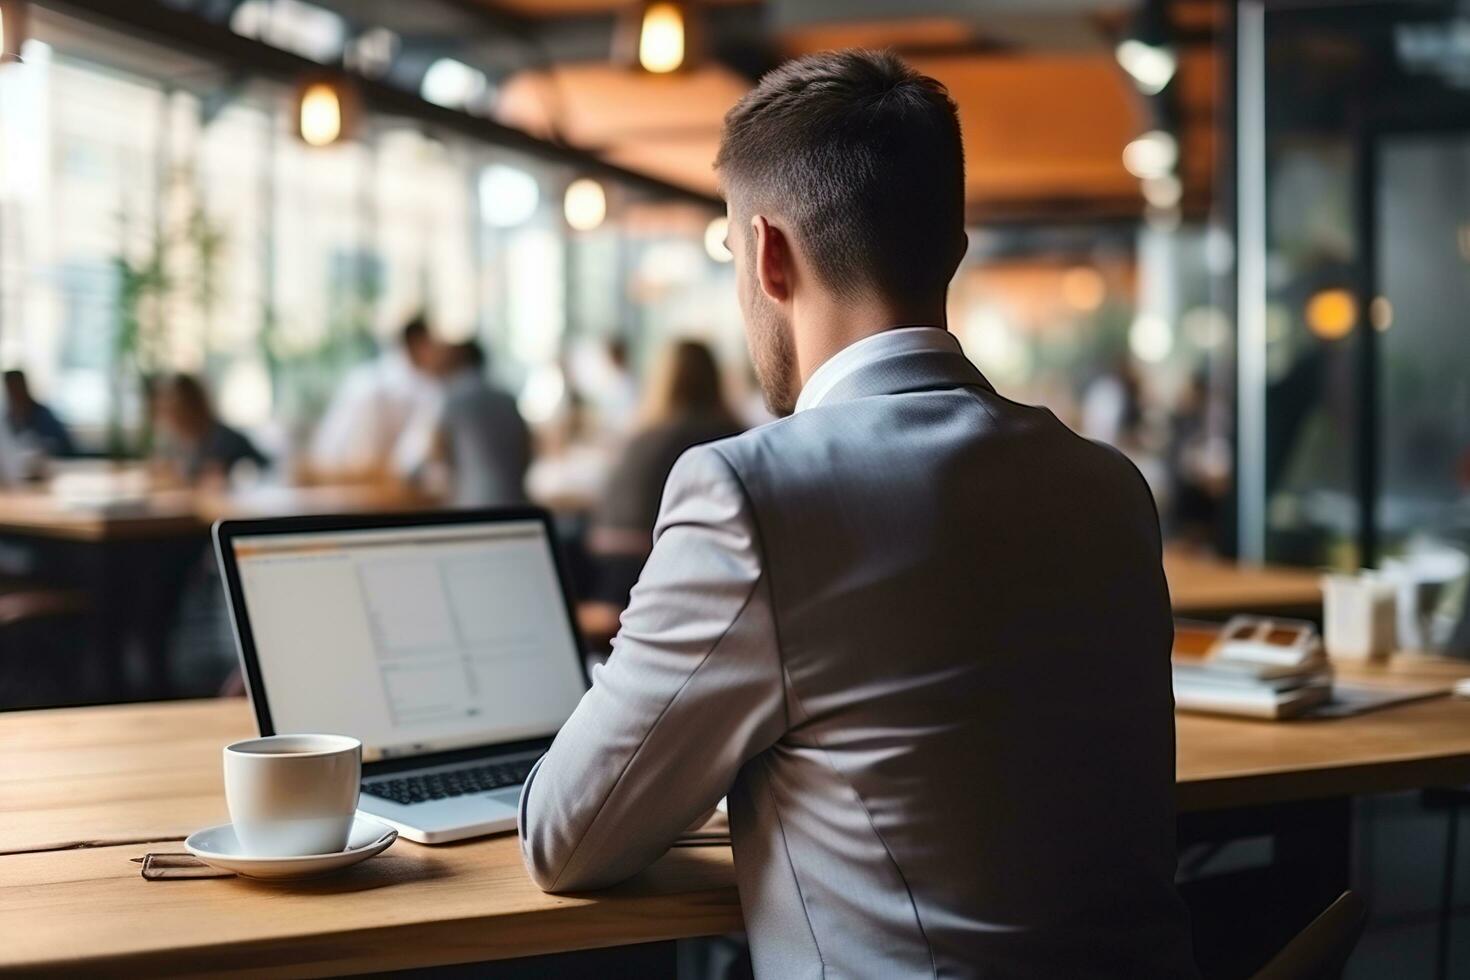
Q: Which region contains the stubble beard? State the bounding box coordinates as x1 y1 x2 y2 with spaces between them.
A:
747 295 798 418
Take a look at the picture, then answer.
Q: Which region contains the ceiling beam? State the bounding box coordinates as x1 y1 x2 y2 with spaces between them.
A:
441 0 777 82
43 0 723 209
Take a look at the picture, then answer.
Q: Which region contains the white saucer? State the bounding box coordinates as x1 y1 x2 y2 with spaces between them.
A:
185 815 398 880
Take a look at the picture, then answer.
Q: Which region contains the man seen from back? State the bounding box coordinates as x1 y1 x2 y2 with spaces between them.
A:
519 49 1197 979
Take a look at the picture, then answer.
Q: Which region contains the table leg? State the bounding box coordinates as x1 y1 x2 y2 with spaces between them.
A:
131 536 207 699
92 540 132 699
81 536 205 703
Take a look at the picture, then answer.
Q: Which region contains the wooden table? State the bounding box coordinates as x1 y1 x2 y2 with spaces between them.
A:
0 479 433 542
1164 547 1324 618
0 700 739 977
1176 655 1470 810
5 657 1470 977
0 475 435 703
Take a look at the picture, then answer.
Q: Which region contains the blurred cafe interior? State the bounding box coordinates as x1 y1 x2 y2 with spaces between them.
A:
4 0 1470 978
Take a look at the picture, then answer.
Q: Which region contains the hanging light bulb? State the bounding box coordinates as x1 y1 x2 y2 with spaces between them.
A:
1115 0 1175 95
638 2 686 73
1122 130 1178 180
1116 39 1176 96
616 1 700 74
298 82 343 147
295 77 358 148
564 178 607 231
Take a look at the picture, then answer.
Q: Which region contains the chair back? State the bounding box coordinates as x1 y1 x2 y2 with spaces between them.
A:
1251 891 1367 980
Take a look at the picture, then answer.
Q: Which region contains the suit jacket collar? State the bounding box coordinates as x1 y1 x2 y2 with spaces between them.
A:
817 347 996 407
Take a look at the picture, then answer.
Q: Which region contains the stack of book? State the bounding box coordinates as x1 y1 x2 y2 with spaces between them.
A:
1173 616 1333 719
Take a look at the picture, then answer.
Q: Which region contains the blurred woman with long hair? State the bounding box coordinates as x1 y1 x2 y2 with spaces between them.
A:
582 339 744 627
152 374 268 486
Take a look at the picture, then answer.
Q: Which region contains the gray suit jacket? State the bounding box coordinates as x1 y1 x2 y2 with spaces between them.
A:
520 347 1197 978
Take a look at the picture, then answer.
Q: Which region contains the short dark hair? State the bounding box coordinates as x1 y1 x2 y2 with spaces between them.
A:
715 49 966 307
401 315 430 348
451 340 487 371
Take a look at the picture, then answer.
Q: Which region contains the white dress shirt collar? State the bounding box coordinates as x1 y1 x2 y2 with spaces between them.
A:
793 326 960 414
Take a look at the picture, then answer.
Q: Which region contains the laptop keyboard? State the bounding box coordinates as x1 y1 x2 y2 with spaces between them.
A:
361 757 538 807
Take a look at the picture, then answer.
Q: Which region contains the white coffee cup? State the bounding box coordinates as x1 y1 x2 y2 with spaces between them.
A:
1322 573 1397 662
224 734 361 857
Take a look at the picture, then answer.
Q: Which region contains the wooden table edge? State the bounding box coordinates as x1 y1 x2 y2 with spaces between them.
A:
2 857 742 978
0 517 207 543
1177 753 1470 812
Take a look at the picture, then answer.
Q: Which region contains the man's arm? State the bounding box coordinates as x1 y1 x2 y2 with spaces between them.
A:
519 444 786 892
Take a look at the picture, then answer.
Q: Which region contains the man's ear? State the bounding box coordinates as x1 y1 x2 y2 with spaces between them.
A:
751 215 792 304
947 229 969 275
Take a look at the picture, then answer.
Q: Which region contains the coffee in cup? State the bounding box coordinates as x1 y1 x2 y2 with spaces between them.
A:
223 734 361 856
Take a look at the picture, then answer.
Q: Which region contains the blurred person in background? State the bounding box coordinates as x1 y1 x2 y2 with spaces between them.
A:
1167 372 1230 549
5 370 75 460
308 315 444 485
524 356 619 511
579 339 743 638
1080 356 1144 449
0 391 24 486
151 373 268 486
436 340 532 509
1081 357 1168 507
572 336 639 438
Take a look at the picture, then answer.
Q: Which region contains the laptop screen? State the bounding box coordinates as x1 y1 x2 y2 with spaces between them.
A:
228 520 587 762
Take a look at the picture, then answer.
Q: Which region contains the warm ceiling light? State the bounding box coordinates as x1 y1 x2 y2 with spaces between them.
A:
298 81 344 147
1305 288 1356 340
704 216 732 262
1116 0 1174 94
638 2 686 74
1122 130 1178 180
1060 266 1105 312
1116 38 1177 95
564 178 607 231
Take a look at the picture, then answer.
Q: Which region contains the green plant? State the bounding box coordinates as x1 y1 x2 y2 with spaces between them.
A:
109 165 227 458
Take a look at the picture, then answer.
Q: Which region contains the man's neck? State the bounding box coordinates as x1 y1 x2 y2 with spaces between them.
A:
794 294 948 388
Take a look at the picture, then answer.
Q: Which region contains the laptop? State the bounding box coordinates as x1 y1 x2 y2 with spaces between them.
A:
214 509 589 844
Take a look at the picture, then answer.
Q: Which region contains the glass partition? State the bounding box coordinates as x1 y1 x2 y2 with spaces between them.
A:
1242 0 1470 575
0 16 733 457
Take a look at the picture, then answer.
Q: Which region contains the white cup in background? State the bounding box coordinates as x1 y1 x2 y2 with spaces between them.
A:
1322 573 1397 663
224 734 361 857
